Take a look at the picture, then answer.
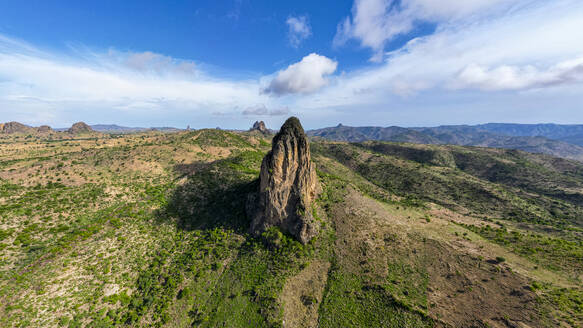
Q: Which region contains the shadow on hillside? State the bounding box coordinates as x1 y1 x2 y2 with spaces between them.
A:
157 157 259 233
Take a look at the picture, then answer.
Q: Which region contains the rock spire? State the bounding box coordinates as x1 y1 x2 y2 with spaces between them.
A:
247 117 320 244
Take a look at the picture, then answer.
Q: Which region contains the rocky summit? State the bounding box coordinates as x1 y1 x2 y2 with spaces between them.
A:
250 120 269 134
247 117 319 244
0 121 34 134
67 122 94 134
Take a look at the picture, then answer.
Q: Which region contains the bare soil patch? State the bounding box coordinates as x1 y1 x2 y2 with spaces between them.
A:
279 260 331 328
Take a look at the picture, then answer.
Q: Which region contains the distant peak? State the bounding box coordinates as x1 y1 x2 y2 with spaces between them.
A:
68 122 94 134
250 120 271 134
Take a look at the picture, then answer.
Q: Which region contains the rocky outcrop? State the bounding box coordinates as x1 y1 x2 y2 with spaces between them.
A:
0 122 55 134
250 121 269 134
0 122 34 134
247 117 320 244
67 122 94 134
37 125 53 133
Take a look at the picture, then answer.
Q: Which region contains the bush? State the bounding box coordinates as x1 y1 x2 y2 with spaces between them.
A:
177 287 191 300
530 281 542 291
261 227 284 249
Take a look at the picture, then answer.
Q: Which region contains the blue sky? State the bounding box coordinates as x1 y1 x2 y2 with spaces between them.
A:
0 0 582 129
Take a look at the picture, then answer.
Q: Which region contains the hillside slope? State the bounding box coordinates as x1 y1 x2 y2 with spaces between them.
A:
0 130 581 327
476 123 583 146
308 124 583 161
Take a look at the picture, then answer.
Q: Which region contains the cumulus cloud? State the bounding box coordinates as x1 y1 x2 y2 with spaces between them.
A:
334 0 519 62
263 53 337 96
297 0 583 110
242 104 290 116
286 15 312 48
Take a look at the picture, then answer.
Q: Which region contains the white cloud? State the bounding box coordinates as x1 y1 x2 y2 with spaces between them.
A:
263 53 337 95
122 51 196 75
303 0 583 111
454 58 583 91
403 0 513 20
242 104 290 116
1 0 583 128
334 0 521 62
0 34 272 126
286 15 312 48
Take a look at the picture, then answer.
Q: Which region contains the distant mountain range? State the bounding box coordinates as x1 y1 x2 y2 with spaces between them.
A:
52 124 182 133
89 124 146 132
475 123 583 143
4 120 583 161
0 121 181 134
89 124 183 133
307 123 583 161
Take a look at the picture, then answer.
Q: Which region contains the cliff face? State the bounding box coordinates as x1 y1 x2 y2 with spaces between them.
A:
247 117 320 244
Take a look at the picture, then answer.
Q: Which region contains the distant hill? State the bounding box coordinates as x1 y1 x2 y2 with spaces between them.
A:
559 133 583 146
476 123 583 145
308 124 583 161
150 127 183 132
308 124 438 143
90 124 182 133
0 121 35 134
0 121 54 134
1 122 182 134
90 124 147 133
67 122 94 134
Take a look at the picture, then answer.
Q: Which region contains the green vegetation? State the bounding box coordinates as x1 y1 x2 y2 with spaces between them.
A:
315 171 434 327
316 141 583 228
319 270 432 327
462 223 582 274
0 130 581 327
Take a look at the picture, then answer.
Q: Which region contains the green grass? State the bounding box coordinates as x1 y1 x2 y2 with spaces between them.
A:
197 230 314 327
534 282 583 326
316 142 583 229
316 170 433 327
191 129 254 148
461 223 583 275
319 269 432 328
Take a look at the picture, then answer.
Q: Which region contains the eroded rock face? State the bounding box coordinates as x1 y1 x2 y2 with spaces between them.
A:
250 121 268 134
247 117 320 244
